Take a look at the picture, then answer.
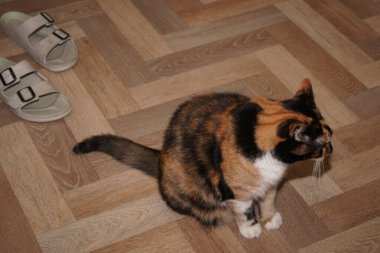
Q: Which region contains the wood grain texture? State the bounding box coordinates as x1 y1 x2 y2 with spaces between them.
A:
339 0 380 19
351 60 380 89
129 52 266 109
40 69 115 141
305 0 377 45
0 123 75 234
73 38 139 119
299 217 380 253
165 6 286 51
1 0 380 252
0 165 42 253
0 103 20 127
178 0 284 26
255 45 359 129
329 146 380 191
178 218 249 253
334 115 380 154
77 13 157 87
98 0 173 61
131 0 187 34
344 86 380 118
24 121 99 192
276 0 373 71
313 179 380 234
150 28 276 77
365 15 380 34
37 193 182 253
241 71 292 100
166 0 203 11
39 0 103 24
287 160 343 205
64 169 157 219
275 182 331 249
266 21 367 98
93 222 195 253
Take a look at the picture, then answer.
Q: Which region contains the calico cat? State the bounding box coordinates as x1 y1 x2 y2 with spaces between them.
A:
73 79 333 239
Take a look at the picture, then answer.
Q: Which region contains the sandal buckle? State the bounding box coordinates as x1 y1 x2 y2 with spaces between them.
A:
40 12 54 23
53 29 70 40
17 87 36 103
0 67 17 86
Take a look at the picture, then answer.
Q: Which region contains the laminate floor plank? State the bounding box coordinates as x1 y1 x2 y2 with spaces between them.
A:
131 0 188 34
0 123 75 234
255 45 359 129
276 0 373 71
150 28 277 77
329 146 380 191
165 6 286 52
275 182 331 249
129 53 266 109
24 121 99 192
344 86 380 118
313 179 380 234
74 38 140 119
98 0 173 61
37 193 182 253
299 217 380 253
338 0 380 19
93 222 195 253
178 0 284 26
0 165 42 253
1 0 380 252
334 115 380 154
266 21 367 98
78 14 157 87
64 169 157 219
305 0 377 45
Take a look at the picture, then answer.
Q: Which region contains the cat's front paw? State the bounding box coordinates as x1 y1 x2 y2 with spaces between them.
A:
238 222 262 239
264 212 283 230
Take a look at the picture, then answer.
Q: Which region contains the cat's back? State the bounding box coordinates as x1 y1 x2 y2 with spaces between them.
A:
162 93 249 151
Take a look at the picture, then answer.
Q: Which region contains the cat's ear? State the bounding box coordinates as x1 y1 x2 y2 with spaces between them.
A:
294 79 314 100
278 120 310 142
291 79 317 110
291 124 310 142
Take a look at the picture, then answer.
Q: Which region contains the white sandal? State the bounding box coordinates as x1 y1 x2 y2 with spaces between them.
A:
0 58 72 122
0 12 78 72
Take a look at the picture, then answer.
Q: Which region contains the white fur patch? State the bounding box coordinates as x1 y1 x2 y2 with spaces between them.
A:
238 221 262 239
228 199 252 213
253 153 287 198
264 212 283 230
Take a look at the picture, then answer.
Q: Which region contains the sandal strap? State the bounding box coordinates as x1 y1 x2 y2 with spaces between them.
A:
36 28 71 63
15 12 54 40
0 60 37 89
7 80 58 109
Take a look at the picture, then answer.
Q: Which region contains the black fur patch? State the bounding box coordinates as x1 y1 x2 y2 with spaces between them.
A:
277 119 300 139
244 200 261 224
273 140 313 164
232 103 263 160
325 125 333 136
212 138 235 201
282 95 318 119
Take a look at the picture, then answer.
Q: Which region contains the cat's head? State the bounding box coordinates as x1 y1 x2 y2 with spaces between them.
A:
274 79 333 163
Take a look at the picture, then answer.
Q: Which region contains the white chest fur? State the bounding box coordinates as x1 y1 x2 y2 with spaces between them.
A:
252 152 287 198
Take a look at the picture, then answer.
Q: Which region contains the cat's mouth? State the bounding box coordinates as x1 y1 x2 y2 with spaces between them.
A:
312 142 333 159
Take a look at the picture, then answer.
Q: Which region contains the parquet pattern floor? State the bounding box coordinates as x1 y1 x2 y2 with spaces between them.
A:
1 0 380 252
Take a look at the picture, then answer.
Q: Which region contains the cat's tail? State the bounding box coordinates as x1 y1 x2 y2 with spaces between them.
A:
73 134 159 177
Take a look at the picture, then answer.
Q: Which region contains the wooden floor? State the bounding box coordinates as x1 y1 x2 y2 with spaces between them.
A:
1 0 380 252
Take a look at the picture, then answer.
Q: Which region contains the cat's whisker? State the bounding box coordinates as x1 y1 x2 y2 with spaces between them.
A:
311 158 324 186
